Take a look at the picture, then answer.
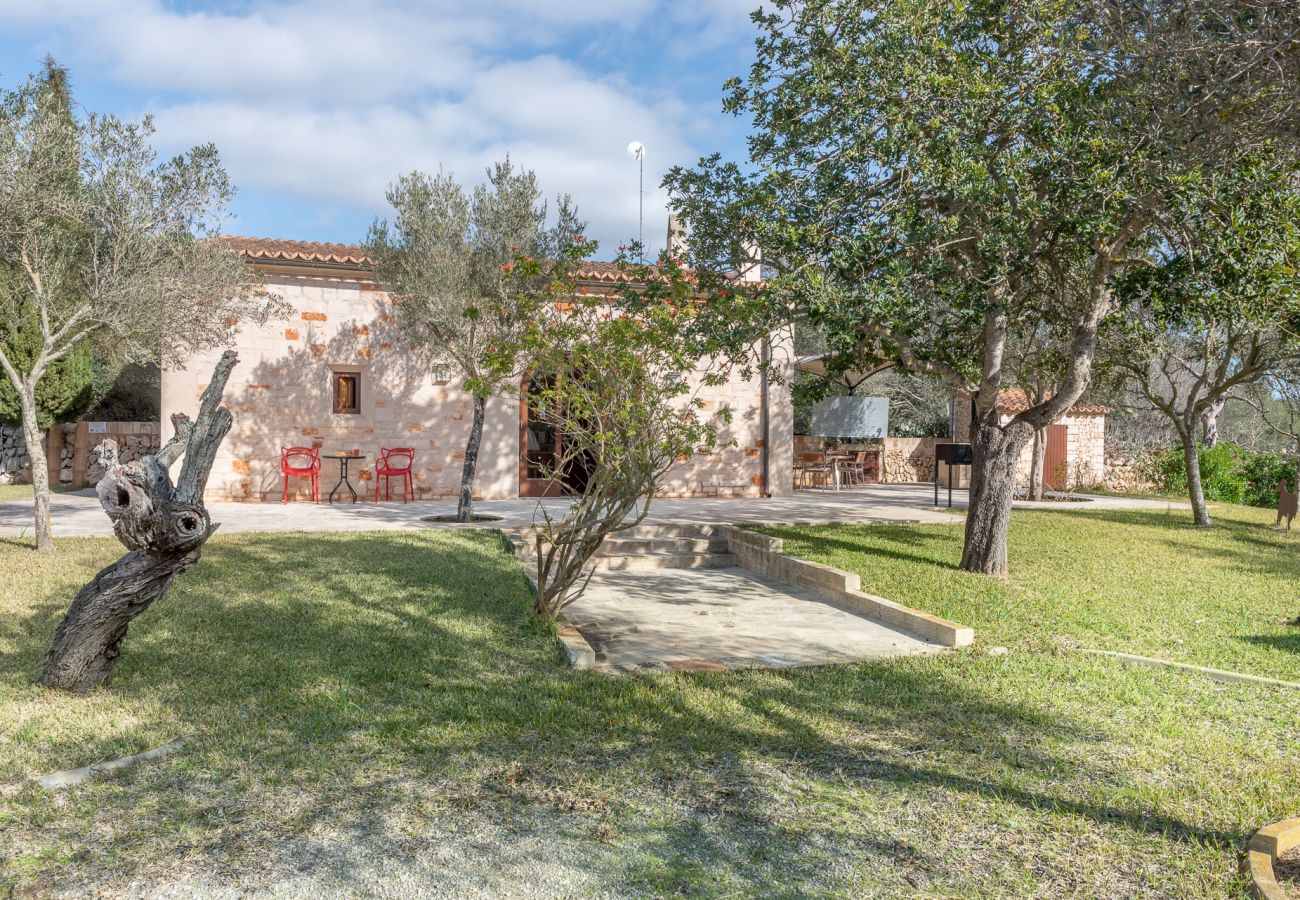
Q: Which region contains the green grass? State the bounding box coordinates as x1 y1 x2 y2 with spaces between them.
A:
760 503 1300 681
1 512 1298 896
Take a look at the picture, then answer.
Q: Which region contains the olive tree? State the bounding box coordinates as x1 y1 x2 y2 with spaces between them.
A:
1244 365 1300 498
1107 169 1300 525
0 65 275 551
516 249 728 619
366 159 582 522
668 0 1300 574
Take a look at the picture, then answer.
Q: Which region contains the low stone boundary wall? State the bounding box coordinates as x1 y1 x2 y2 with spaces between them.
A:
1102 453 1155 494
0 426 32 482
793 435 954 485
720 526 973 647
0 422 160 487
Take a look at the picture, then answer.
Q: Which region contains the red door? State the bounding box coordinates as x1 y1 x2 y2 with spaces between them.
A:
1043 424 1069 491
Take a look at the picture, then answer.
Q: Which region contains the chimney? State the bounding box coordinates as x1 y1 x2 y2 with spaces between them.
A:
666 215 688 259
739 241 762 282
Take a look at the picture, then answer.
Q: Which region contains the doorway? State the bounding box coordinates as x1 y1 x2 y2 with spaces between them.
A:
519 370 591 497
1043 424 1069 491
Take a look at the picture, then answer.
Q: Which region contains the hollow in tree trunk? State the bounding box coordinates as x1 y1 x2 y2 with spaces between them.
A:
456 393 487 523
1027 427 1046 502
40 351 240 693
1179 425 1212 527
17 381 54 552
960 410 1033 576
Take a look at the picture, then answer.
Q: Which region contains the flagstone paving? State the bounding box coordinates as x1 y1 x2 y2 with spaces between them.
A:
0 483 1184 540
564 565 944 673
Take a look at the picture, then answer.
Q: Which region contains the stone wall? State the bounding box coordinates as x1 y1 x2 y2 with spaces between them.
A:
82 424 161 484
881 437 939 483
0 422 160 485
1102 453 1155 494
955 410 1107 493
0 426 31 482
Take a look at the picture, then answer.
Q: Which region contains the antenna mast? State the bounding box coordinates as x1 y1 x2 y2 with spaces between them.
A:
627 141 646 262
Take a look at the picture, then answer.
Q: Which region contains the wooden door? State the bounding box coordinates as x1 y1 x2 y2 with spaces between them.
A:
1043 424 1069 491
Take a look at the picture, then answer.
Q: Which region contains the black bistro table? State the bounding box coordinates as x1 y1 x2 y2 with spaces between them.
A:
325 453 365 504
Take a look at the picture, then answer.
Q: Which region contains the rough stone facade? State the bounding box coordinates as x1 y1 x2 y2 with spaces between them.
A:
0 422 160 485
1102 453 1155 494
955 408 1107 492
161 265 794 503
0 426 31 483
881 437 940 483
82 425 161 484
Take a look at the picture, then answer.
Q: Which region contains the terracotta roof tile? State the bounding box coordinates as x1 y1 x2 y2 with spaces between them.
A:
215 236 674 284
993 388 1111 416
215 236 370 266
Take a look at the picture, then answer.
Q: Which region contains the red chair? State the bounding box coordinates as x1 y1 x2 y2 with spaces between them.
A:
373 447 415 503
281 446 321 503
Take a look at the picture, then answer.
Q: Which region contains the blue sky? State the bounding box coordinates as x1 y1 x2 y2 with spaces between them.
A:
0 1 761 259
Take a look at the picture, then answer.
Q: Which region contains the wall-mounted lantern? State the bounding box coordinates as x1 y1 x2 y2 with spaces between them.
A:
431 364 453 385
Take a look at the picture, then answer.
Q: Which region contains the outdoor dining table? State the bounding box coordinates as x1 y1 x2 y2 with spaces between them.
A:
324 453 365 504
824 453 853 491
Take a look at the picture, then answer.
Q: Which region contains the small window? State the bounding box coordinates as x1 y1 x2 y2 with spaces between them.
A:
332 371 360 414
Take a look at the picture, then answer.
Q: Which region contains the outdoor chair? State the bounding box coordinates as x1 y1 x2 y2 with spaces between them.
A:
798 452 835 490
280 446 321 503
840 451 868 486
373 447 415 503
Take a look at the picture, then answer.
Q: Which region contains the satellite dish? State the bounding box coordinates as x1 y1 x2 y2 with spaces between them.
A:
626 141 645 162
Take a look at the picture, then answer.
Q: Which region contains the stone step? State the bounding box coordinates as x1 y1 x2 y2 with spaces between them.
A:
592 551 738 571
613 523 726 540
510 541 736 571
596 537 727 555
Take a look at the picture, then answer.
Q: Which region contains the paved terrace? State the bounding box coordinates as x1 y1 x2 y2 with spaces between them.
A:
0 483 1185 539
568 566 946 673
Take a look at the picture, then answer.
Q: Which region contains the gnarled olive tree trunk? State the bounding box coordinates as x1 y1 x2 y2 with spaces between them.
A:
40 350 239 693
1178 423 1212 527
960 410 1034 576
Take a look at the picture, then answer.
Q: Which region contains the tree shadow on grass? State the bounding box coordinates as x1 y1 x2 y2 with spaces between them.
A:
1242 632 1300 655
1043 506 1299 580
758 522 963 571
1 528 1250 894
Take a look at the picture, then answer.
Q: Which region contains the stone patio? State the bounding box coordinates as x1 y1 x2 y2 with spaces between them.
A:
0 483 1185 540
565 565 944 673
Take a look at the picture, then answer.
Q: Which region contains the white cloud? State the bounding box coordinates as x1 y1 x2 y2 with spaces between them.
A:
0 0 758 255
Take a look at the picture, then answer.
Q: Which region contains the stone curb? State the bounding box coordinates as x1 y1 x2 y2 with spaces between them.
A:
556 625 596 669
1247 817 1300 899
718 526 974 648
1081 649 1300 690
30 739 185 791
502 530 598 669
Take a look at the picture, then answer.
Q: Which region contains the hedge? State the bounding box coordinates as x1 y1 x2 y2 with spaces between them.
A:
1149 442 1298 508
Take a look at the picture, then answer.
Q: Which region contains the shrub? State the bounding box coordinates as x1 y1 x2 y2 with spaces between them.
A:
1149 441 1297 508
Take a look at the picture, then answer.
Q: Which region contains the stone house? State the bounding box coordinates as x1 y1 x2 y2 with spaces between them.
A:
160 238 794 503
954 389 1109 492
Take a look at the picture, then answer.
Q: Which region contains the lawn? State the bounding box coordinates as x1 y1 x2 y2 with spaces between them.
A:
760 503 1300 682
0 509 1297 897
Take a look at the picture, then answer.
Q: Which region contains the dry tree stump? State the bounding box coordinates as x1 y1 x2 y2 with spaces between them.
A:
40 351 240 693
